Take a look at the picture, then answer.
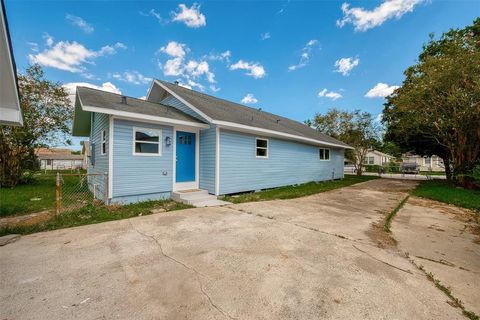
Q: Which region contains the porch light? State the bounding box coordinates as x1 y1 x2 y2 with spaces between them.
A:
165 136 172 146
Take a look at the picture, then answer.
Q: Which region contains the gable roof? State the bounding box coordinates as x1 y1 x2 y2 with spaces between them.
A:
72 86 208 136
151 79 351 149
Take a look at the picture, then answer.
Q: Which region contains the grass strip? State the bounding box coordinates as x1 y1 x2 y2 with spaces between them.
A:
384 195 410 233
222 175 378 204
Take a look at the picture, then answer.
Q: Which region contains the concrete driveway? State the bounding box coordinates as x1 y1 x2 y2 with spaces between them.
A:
0 179 472 319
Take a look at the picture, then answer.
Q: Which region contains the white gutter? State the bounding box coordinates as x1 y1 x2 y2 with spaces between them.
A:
213 120 353 149
81 105 210 129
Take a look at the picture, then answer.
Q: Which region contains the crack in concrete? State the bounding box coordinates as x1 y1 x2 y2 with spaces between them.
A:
352 244 413 274
226 206 417 276
225 207 353 242
127 219 236 320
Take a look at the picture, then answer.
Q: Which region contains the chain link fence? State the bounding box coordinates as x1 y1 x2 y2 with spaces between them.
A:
55 172 108 214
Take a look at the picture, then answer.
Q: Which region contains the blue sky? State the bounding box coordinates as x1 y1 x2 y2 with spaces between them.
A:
6 0 480 149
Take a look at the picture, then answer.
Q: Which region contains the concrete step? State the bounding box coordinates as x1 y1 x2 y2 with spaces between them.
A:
172 190 231 207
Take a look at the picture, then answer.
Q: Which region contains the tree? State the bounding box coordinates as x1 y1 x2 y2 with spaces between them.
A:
311 109 380 175
383 18 480 184
0 64 72 187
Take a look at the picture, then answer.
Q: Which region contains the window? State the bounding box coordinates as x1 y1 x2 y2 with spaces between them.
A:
133 127 161 155
363 156 375 165
424 157 431 166
46 159 52 166
256 138 268 158
319 148 330 161
101 130 107 155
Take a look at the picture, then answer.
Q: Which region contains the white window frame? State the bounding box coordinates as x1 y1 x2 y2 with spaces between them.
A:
255 138 269 159
319 148 330 161
100 130 107 155
424 157 431 166
132 127 162 156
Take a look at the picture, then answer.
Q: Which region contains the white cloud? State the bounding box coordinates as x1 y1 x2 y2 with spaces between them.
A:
365 82 399 98
207 50 231 62
334 57 359 76
43 33 54 46
66 14 94 33
138 96 147 100
288 39 319 71
29 40 126 73
63 82 121 104
209 85 220 92
171 3 206 28
261 32 271 40
140 9 166 24
158 41 216 90
185 60 215 83
318 88 343 101
112 71 152 85
337 0 424 32
159 41 188 58
241 93 258 104
230 60 266 79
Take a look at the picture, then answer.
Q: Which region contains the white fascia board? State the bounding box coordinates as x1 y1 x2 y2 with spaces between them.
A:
213 120 353 149
0 107 23 126
81 105 210 129
153 80 213 123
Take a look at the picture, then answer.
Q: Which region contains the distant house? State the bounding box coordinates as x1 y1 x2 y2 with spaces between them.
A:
363 150 395 166
72 79 352 205
81 141 90 169
0 1 22 126
402 153 445 172
36 148 84 170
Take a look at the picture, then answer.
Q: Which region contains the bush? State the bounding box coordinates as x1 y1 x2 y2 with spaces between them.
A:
364 165 381 173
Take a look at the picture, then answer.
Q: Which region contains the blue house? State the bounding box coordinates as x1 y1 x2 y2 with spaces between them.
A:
72 79 351 206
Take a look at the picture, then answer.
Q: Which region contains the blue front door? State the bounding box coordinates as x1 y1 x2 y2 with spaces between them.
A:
176 131 196 182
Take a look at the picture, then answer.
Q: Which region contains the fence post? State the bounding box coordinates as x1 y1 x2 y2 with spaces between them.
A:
55 172 61 215
104 172 109 205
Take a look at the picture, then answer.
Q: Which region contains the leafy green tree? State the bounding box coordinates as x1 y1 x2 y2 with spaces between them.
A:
383 18 480 184
312 109 380 175
0 65 72 187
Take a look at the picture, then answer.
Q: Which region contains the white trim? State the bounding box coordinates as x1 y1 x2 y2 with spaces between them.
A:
172 127 176 191
132 126 162 156
0 4 22 126
319 148 331 161
108 116 113 199
81 105 209 129
215 126 220 196
153 80 213 123
255 137 269 159
173 128 200 191
213 120 352 149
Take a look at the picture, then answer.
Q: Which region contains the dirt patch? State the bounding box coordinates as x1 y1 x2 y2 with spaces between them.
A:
366 219 397 248
0 210 54 228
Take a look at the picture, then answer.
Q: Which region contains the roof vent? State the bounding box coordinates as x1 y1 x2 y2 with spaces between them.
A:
276 119 280 124
174 80 179 85
258 107 262 111
121 96 127 104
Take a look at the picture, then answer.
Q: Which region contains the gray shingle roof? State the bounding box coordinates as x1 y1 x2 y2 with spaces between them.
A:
156 80 350 148
77 86 205 124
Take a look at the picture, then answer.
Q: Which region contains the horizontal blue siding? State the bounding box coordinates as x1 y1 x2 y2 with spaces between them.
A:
161 95 207 122
111 119 174 202
111 192 171 205
219 130 344 195
88 113 109 200
199 126 216 194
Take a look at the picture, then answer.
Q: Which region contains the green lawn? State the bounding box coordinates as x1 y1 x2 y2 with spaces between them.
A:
1 173 58 217
419 171 446 176
413 180 480 212
0 199 193 236
221 175 378 204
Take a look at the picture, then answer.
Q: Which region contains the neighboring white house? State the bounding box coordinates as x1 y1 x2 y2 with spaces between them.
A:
0 1 22 126
36 148 84 170
363 150 395 166
402 153 445 172
81 141 90 169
